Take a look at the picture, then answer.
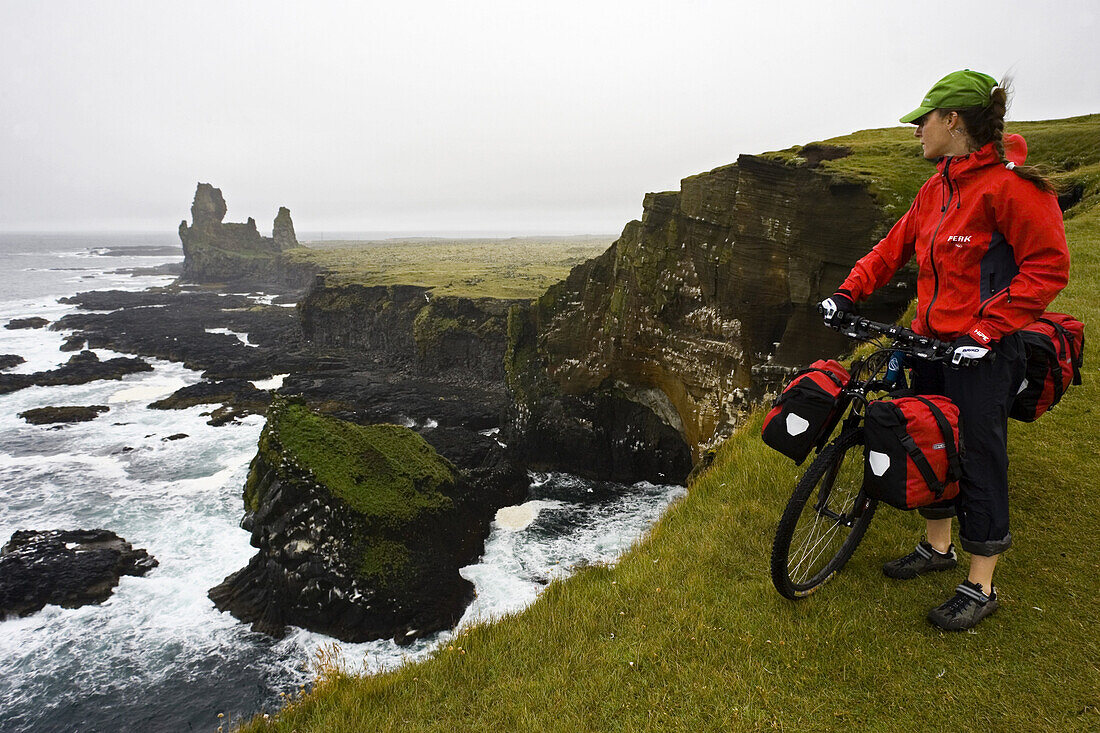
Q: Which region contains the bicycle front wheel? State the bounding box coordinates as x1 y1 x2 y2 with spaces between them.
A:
771 427 877 599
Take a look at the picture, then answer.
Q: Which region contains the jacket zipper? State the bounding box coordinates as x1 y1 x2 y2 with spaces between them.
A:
924 158 954 338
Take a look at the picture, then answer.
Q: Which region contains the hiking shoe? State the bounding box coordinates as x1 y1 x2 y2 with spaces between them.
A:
928 580 999 631
883 540 957 579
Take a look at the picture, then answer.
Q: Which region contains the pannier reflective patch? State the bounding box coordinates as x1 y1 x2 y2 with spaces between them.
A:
1017 378 1028 395
862 394 962 510
868 450 891 477
761 358 850 464
785 413 810 436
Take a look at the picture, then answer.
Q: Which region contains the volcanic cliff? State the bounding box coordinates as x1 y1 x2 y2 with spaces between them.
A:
504 150 917 477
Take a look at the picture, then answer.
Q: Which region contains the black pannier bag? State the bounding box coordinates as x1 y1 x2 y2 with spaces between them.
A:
1010 312 1085 422
863 394 963 510
761 359 850 464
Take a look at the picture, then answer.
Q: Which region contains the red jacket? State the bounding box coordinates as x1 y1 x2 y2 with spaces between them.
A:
838 135 1069 345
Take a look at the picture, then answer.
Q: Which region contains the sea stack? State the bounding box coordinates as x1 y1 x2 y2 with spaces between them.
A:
178 183 312 288
208 396 522 645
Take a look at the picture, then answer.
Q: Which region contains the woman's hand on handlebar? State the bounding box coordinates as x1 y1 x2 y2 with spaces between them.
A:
819 292 854 328
950 334 992 367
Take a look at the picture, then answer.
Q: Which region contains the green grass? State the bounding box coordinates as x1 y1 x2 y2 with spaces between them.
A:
256 397 457 524
763 114 1100 220
282 236 613 299
239 126 1100 732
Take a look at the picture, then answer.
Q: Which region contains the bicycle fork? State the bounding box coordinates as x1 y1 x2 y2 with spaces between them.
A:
812 407 871 526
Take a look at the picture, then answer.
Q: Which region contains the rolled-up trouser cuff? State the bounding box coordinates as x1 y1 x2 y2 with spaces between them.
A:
960 531 1012 557
918 505 957 520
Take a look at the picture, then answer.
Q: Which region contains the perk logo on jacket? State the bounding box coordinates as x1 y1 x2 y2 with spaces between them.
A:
947 234 973 247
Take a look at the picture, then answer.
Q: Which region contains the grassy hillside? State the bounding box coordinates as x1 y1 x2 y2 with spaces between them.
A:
239 118 1100 732
283 236 612 299
764 113 1100 220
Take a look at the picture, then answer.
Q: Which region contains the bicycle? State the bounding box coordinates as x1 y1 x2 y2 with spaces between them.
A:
769 309 958 600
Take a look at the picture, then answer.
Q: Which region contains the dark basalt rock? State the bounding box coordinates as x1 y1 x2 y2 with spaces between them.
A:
799 143 853 167
505 376 693 485
0 529 157 618
0 351 152 395
149 378 272 425
5 317 49 330
0 354 25 370
209 397 527 644
150 378 269 409
299 281 527 384
19 405 109 425
53 290 312 380
162 433 189 441
273 206 297 251
279 368 507 431
59 335 87 352
277 368 529 509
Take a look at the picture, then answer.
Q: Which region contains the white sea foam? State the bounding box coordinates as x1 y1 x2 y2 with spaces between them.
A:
252 373 288 390
494 500 548 530
457 477 686 627
205 327 257 347
0 252 687 731
108 377 191 404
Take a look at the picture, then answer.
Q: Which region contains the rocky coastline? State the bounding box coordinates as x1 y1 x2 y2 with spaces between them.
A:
0 350 153 395
178 183 319 290
19 405 110 425
7 156 918 642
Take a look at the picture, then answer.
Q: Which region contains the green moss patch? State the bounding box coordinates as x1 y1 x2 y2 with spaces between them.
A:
263 397 457 524
356 539 412 588
412 304 463 347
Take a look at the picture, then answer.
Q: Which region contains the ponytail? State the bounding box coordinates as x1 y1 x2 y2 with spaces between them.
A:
951 77 1058 194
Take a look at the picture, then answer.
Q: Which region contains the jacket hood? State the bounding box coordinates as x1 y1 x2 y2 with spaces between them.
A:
936 134 1028 176
1004 133 1027 165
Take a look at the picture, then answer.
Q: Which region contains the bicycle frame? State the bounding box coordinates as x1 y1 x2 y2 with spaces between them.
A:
771 310 958 599
806 338 948 529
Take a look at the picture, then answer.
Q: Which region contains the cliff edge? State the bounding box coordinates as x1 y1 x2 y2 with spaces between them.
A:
505 151 914 475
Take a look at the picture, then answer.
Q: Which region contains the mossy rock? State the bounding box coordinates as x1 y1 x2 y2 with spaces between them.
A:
223 396 494 642
259 396 456 525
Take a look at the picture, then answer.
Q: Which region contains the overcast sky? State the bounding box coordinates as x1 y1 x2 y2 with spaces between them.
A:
2 0 1097 235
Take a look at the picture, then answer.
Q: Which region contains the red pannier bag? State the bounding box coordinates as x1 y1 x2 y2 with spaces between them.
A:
761 359 849 464
1010 312 1085 422
863 395 963 510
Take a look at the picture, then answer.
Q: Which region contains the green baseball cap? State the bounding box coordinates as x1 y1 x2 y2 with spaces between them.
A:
899 69 999 124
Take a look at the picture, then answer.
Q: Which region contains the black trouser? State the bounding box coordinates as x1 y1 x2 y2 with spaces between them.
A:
906 332 1026 556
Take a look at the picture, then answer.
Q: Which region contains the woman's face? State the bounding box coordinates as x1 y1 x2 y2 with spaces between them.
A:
914 110 957 160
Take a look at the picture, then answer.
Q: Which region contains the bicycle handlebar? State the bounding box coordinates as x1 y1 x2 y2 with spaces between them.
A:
818 307 954 361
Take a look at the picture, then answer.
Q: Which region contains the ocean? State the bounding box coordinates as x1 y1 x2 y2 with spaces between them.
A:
0 233 685 733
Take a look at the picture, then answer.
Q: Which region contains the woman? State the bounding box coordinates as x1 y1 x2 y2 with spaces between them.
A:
820 69 1070 630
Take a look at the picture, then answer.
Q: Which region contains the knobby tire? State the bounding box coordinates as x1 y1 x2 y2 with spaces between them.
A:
771 428 877 599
